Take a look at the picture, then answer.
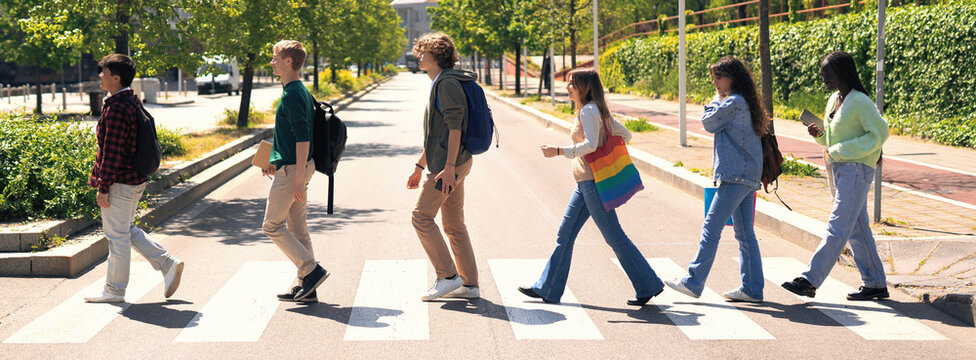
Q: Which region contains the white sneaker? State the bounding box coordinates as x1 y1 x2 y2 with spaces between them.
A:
84 293 124 303
665 279 700 299
722 289 762 303
421 276 463 301
163 259 185 298
444 285 481 299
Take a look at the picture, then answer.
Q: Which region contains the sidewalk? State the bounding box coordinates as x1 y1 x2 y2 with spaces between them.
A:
486 71 976 312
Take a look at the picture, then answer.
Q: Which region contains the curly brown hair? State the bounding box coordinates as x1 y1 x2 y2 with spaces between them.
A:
412 32 458 69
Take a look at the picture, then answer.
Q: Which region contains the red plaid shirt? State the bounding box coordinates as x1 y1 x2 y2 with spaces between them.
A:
88 89 148 193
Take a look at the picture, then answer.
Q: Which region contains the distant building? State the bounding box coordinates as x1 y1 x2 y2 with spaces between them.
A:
391 0 438 65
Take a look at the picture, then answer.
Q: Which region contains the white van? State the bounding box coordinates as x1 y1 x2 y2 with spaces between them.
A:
195 58 241 95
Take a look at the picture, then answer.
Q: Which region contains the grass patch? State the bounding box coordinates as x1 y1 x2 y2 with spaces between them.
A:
781 155 821 177
164 127 257 162
520 94 541 105
157 127 187 157
556 104 575 115
674 160 684 167
624 118 659 133
219 106 273 128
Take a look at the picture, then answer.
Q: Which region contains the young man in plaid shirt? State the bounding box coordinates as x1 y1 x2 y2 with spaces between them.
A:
84 54 184 303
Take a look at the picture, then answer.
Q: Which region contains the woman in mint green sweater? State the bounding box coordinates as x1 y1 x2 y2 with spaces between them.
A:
782 51 890 301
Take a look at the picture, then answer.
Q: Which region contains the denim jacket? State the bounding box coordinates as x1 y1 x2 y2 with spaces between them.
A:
702 93 762 189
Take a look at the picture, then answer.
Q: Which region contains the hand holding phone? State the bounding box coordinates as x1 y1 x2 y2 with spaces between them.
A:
434 174 459 194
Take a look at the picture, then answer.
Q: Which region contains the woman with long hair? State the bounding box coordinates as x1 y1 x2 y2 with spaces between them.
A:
666 56 769 302
518 68 665 306
781 51 890 301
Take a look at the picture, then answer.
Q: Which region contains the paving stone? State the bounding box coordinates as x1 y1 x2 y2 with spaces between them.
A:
889 241 940 274
917 242 976 275
942 257 976 277
0 253 31 276
0 232 19 252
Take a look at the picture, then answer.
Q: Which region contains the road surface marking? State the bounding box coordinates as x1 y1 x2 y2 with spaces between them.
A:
343 259 429 341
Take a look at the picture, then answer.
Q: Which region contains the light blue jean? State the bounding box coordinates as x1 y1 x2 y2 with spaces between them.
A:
802 162 887 288
531 180 664 303
682 181 764 299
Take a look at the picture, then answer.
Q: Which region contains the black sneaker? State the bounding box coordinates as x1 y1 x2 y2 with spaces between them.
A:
518 286 558 304
781 277 817 298
295 265 329 301
278 286 317 303
847 286 889 301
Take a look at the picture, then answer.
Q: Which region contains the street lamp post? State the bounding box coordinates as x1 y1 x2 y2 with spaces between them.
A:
874 0 886 222
592 0 599 73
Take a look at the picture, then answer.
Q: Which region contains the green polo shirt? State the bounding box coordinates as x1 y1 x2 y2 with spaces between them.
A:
270 80 315 168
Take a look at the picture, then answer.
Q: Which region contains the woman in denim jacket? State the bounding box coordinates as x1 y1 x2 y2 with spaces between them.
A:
667 56 769 302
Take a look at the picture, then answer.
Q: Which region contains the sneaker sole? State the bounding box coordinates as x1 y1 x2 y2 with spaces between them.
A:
781 284 816 298
665 281 700 299
847 294 889 301
421 283 463 301
295 271 330 301
723 295 763 303
164 262 185 298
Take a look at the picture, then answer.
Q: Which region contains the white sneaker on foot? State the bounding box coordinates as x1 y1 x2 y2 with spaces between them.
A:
722 289 762 303
665 279 700 299
163 259 185 298
84 293 124 303
421 276 463 301
444 285 480 299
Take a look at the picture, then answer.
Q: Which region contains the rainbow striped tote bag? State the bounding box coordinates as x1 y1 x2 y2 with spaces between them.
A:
583 119 643 211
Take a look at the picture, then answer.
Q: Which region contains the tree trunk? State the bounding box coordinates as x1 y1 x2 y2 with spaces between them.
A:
499 55 504 90
569 0 577 68
313 40 319 92
34 57 42 114
331 65 337 84
759 0 774 132
237 53 256 129
357 63 362 78
738 3 747 25
538 55 545 96
483 56 492 85
115 0 130 55
515 43 522 95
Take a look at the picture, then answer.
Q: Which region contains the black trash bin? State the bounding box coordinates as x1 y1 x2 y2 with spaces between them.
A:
88 91 105 115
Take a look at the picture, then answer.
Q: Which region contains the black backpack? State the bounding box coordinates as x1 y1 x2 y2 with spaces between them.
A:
311 99 347 214
127 97 162 178
760 132 791 210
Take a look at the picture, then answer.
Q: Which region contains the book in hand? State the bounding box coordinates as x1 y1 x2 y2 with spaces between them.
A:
252 140 273 170
799 109 825 132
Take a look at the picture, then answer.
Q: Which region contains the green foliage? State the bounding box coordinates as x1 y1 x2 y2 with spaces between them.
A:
0 115 98 221
520 94 542 104
600 3 976 148
308 82 338 100
556 104 575 115
326 69 359 93
156 127 186 157
30 234 67 252
624 118 660 132
219 106 268 128
781 155 821 177
888 113 976 148
382 63 400 75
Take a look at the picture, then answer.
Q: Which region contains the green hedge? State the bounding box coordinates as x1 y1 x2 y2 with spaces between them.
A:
0 115 98 220
600 3 976 146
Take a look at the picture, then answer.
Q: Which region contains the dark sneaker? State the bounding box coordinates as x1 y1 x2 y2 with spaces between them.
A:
628 287 665 306
518 286 558 304
781 277 817 298
278 286 317 303
847 286 889 301
295 265 329 301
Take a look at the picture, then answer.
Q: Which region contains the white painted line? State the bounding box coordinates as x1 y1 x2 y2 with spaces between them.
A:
618 258 774 340
174 261 293 342
487 259 603 340
343 259 429 341
3 263 161 344
761 257 948 340
880 182 976 212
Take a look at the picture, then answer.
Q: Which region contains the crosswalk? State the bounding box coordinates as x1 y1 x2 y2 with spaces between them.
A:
1 257 949 344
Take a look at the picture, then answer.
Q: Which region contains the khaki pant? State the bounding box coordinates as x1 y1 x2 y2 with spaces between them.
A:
412 159 478 286
263 159 317 279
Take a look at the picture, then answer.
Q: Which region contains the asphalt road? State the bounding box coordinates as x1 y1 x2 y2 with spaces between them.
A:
1 73 973 359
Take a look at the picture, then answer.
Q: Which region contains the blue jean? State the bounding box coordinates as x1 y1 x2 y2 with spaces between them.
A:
802 162 887 288
532 180 664 302
682 182 764 299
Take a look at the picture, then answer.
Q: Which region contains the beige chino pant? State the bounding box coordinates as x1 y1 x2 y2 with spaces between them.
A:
412 159 478 286
263 159 317 279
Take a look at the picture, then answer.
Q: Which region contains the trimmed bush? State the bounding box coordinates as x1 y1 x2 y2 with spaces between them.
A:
157 127 187 158
600 3 976 147
0 115 98 220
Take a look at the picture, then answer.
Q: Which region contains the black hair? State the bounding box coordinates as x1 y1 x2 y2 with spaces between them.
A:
821 51 869 95
709 56 770 136
98 54 136 87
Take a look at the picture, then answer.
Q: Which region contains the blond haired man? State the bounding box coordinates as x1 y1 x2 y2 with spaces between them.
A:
262 40 326 302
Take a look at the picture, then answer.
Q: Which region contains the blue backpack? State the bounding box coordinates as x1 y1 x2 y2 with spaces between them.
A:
435 80 497 154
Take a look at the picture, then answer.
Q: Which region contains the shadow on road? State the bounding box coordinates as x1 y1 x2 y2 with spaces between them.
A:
121 300 200 329
343 143 422 160
435 298 568 325
285 302 403 328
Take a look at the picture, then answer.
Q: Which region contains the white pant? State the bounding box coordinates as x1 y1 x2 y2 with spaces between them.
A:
102 182 174 297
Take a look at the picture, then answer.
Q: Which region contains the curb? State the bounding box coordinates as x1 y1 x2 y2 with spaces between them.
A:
484 89 976 327
0 76 391 277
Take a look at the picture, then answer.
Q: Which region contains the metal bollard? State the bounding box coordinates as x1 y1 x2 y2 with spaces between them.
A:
164 82 168 99
23 85 28 102
5 85 10 104
62 87 67 110
79 82 84 101
51 83 56 101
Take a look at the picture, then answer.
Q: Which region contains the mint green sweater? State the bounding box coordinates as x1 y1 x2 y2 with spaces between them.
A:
815 90 888 169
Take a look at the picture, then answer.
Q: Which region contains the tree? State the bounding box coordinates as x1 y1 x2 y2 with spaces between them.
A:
184 0 299 128
759 0 774 131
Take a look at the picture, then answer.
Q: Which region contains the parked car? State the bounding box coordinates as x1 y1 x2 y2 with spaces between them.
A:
405 54 420 73
195 58 241 95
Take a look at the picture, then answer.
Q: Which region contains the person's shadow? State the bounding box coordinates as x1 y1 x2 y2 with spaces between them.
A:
286 302 403 328
120 300 200 329
433 298 568 325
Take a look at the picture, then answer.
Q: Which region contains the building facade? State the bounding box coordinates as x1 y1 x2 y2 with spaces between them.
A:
391 0 438 65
